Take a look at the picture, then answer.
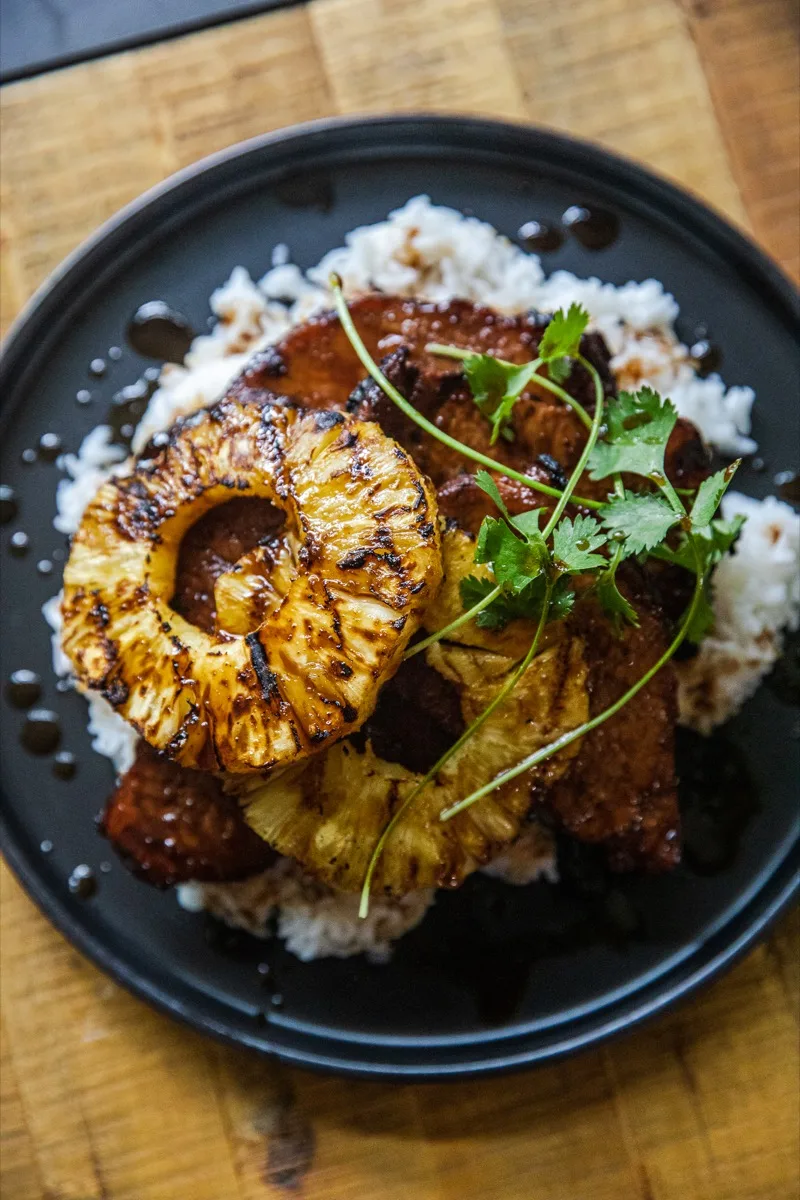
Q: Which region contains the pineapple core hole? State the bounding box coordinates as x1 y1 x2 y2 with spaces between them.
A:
170 497 292 636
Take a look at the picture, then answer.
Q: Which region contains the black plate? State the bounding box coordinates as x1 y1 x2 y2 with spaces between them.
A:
1 116 798 1079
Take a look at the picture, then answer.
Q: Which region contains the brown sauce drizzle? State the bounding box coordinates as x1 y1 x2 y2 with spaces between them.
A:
38 432 62 461
68 864 97 899
8 531 30 557
106 372 161 448
518 220 564 252
0 485 18 524
20 709 62 755
126 302 195 363
561 205 620 250
6 669 42 709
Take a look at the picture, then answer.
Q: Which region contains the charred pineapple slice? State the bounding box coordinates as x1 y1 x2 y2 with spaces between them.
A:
214 537 299 635
240 526 589 895
62 396 442 773
241 630 587 894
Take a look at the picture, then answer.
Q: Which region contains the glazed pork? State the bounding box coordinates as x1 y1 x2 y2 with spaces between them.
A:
102 296 711 882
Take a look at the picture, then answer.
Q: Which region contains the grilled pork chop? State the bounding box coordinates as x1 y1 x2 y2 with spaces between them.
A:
103 295 710 881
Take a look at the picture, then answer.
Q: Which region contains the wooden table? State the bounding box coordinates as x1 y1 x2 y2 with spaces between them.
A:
1 2 798 1196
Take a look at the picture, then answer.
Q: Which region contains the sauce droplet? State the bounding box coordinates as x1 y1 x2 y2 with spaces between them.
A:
9 531 30 557
6 669 42 709
21 448 37 464
0 485 18 524
89 358 107 377
21 709 61 754
53 750 77 780
561 205 620 250
38 432 62 461
106 375 161 447
750 457 766 473
99 860 112 874
68 864 97 899
126 302 195 363
76 389 92 405
690 339 722 378
108 345 123 361
518 220 564 253
40 839 54 853
274 173 335 213
37 559 53 576
774 469 800 506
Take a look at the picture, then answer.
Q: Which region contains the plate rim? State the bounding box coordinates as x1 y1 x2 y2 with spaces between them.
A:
1 113 798 1080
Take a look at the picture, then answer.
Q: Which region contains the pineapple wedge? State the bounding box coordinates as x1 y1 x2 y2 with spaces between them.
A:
62 397 442 773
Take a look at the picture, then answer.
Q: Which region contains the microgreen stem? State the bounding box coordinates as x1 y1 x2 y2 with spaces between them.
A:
360 585 553 917
439 541 704 822
329 278 603 510
425 342 594 431
403 584 501 660
542 358 605 540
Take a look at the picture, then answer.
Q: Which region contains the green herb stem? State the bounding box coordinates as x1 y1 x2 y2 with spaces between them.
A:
542 359 605 540
426 342 594 431
360 585 553 917
439 557 703 822
329 279 603 510
403 584 502 660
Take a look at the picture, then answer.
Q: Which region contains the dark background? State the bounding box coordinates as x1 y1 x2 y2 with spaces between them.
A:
0 0 289 82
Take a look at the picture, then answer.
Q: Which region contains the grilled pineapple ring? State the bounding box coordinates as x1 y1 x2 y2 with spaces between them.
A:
62 396 442 773
238 529 590 894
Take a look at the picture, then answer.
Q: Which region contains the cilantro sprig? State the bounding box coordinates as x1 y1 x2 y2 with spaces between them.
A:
330 277 744 908
427 304 595 443
330 276 601 509
440 394 741 821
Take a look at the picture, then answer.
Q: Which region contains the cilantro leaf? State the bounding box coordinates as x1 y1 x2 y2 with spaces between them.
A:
460 573 574 630
464 355 538 444
474 496 549 594
650 511 746 645
588 387 678 481
494 526 547 593
509 508 547 540
460 574 508 628
600 490 680 558
689 462 741 528
538 304 589 382
595 564 640 632
475 516 508 567
652 513 745 573
552 513 607 573
474 469 511 522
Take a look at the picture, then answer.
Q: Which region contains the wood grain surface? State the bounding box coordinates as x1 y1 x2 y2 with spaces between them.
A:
1 1 798 1197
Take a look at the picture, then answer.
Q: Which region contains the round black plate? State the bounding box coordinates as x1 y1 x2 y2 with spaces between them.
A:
1 116 798 1079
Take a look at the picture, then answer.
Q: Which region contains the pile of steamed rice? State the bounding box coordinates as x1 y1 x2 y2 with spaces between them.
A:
44 198 800 962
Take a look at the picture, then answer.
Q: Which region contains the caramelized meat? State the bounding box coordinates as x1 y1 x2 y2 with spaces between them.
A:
542 573 680 871
103 498 284 884
351 652 465 775
235 294 705 496
102 743 275 886
106 296 704 883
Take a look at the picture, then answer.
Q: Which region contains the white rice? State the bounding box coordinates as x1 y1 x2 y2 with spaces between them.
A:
46 196 799 958
676 493 800 732
178 860 434 964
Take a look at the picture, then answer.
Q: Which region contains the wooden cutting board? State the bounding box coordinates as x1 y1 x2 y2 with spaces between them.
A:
1 2 798 1197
